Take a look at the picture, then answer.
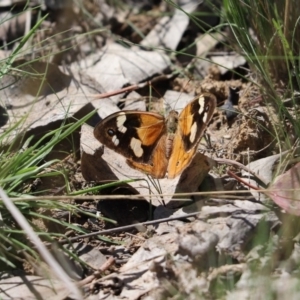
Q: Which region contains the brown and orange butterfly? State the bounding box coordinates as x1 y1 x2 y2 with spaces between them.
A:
94 93 216 179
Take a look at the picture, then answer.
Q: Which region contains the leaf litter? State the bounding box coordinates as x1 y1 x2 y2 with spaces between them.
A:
1 0 300 299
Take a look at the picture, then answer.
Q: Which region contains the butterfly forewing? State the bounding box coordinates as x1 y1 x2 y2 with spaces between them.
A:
180 93 216 151
167 93 216 178
94 111 166 164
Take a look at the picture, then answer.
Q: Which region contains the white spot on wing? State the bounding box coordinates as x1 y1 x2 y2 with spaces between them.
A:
116 113 127 133
198 95 205 115
190 122 197 143
130 137 143 157
203 112 208 123
112 135 119 146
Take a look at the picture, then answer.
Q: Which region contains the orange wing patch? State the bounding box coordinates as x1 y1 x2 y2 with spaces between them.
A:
136 114 165 146
127 135 168 179
167 133 197 179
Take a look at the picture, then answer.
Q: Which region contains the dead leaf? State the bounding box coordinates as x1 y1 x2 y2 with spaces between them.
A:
0 275 74 299
268 162 300 215
74 43 171 103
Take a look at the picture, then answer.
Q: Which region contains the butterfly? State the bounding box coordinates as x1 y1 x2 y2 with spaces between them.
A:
94 93 216 179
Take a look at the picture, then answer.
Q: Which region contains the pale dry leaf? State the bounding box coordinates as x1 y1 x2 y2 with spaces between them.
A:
215 211 278 255
122 92 147 111
0 10 28 42
73 43 171 104
70 243 107 270
196 32 226 57
0 60 95 144
268 162 300 215
211 54 246 75
241 151 291 202
0 275 72 299
163 90 194 114
141 0 206 50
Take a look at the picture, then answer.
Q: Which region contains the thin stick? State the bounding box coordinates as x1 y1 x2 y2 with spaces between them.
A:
57 211 204 245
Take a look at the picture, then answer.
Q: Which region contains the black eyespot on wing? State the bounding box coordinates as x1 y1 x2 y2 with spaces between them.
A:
107 129 115 136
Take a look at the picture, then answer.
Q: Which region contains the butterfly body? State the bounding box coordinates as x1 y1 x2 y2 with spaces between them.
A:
94 93 216 179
